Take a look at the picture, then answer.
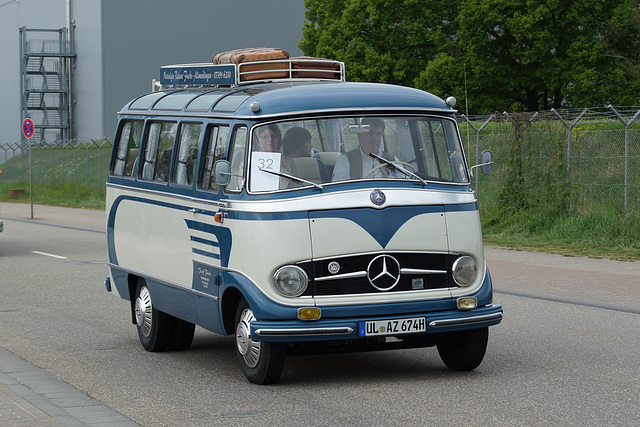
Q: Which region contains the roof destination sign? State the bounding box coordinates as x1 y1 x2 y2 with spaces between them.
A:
161 64 235 86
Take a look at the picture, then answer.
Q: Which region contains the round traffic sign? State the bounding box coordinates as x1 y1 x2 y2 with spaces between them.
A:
22 118 34 139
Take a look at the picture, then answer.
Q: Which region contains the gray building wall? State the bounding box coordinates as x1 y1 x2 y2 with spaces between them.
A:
0 0 306 147
100 0 306 139
0 0 68 145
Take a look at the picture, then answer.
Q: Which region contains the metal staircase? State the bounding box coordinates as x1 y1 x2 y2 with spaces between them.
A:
20 27 76 145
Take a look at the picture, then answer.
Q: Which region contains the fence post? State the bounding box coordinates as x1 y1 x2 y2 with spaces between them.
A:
551 108 587 210
61 140 65 185
50 144 55 184
97 140 103 187
503 111 538 166
608 105 640 216
73 140 77 184
86 142 90 186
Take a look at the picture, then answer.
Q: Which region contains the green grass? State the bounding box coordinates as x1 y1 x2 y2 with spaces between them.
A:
0 145 111 188
481 207 640 261
0 182 105 210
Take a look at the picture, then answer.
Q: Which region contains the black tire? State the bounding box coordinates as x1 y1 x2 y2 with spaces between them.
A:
437 327 489 371
235 298 285 385
168 318 195 351
134 279 174 352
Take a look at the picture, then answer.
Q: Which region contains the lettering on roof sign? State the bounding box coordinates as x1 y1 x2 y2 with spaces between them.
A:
160 65 235 86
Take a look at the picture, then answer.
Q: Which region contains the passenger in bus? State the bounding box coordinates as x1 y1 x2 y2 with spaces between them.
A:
283 127 329 182
283 127 313 158
254 124 297 187
155 149 172 181
331 117 396 181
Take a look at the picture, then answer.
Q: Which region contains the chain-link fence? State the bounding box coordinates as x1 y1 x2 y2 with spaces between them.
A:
460 106 640 215
0 139 112 187
1 106 639 215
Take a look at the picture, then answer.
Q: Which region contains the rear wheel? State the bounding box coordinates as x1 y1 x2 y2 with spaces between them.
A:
168 318 195 351
235 298 285 385
134 279 195 352
437 327 489 371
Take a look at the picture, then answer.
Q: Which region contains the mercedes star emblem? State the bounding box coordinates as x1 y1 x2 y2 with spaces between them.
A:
370 189 386 206
367 254 401 291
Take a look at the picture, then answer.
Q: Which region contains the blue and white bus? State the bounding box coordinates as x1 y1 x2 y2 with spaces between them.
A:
105 51 502 384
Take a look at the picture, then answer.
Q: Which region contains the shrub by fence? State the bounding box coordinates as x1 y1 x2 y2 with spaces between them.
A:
460 106 640 215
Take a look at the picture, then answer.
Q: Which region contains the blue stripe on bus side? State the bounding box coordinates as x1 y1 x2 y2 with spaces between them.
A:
190 235 220 247
192 247 221 260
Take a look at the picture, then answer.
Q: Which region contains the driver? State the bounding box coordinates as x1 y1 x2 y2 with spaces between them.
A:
331 118 396 181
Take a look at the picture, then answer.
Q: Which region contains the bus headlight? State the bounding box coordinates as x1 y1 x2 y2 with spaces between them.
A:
452 256 477 287
273 266 308 297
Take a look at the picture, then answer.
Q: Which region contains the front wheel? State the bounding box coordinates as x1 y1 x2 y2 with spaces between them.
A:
437 327 489 371
235 298 285 385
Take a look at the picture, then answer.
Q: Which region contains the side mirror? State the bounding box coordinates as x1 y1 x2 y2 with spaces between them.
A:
480 150 493 174
213 160 231 186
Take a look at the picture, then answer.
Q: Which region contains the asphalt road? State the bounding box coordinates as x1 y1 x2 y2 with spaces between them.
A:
0 206 638 426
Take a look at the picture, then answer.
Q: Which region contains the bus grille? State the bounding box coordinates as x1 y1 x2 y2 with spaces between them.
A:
298 252 454 296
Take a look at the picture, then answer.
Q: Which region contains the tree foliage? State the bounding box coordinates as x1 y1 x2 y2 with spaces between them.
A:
300 0 640 114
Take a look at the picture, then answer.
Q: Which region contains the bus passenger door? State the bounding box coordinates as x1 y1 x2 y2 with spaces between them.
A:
192 123 230 334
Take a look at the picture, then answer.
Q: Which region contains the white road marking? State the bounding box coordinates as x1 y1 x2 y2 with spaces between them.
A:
31 251 67 259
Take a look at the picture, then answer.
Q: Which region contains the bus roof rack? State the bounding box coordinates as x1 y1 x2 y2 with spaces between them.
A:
157 57 346 90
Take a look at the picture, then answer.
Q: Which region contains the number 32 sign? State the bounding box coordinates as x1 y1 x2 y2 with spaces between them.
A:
250 152 281 191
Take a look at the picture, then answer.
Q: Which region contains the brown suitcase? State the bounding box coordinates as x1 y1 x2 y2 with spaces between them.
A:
291 56 342 80
212 48 290 82
211 47 290 64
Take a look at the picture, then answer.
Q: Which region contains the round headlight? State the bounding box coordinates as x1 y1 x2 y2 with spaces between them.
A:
452 256 477 287
273 266 308 297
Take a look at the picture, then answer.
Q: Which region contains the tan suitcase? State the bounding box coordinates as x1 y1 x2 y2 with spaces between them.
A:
212 48 290 81
211 47 290 64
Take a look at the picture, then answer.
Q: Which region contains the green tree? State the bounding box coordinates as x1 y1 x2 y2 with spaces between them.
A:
300 0 640 114
300 0 458 85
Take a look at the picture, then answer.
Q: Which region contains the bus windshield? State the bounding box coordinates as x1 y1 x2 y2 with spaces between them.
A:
245 116 469 192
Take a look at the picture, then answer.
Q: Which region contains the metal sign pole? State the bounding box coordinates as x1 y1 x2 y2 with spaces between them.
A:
22 118 34 219
29 138 33 219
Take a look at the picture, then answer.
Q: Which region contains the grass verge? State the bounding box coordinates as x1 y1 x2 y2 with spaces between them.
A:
482 207 640 261
0 182 105 210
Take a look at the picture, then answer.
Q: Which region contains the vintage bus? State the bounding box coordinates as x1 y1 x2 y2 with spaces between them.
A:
105 50 502 384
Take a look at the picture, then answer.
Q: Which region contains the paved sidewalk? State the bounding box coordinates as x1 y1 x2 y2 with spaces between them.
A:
0 203 133 426
0 203 105 233
0 347 136 426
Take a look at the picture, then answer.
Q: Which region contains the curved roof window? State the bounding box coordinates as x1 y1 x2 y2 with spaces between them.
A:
153 91 199 110
129 91 168 110
185 92 226 111
212 92 252 112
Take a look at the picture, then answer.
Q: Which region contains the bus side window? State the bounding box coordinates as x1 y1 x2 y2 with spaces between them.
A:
226 126 247 192
141 122 177 182
112 120 143 177
200 124 230 192
172 123 203 187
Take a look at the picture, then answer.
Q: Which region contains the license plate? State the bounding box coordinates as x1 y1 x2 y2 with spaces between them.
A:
359 317 426 337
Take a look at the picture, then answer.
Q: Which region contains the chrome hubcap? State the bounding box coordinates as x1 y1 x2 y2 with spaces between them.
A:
135 286 152 337
236 308 261 368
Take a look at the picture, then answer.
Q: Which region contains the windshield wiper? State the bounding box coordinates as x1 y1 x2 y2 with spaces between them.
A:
369 153 427 186
259 168 323 190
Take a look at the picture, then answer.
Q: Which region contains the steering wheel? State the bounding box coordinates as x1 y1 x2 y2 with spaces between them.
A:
363 161 416 178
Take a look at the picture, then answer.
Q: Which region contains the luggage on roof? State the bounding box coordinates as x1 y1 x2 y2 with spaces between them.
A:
211 47 290 65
